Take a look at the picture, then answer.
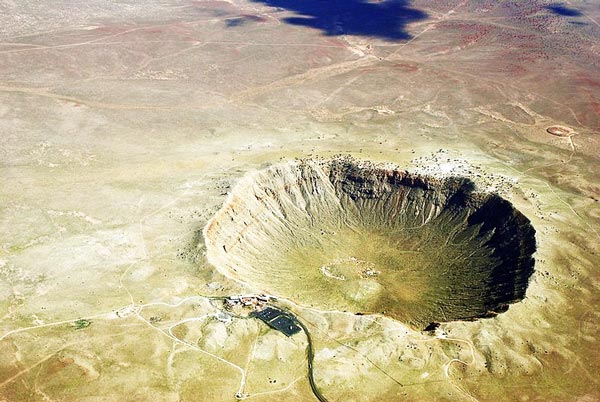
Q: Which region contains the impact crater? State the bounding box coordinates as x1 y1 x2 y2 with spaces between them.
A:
204 158 536 329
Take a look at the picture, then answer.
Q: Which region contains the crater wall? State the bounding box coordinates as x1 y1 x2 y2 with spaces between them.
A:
204 158 536 328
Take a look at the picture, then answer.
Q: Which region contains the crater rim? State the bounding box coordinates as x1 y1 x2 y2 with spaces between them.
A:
204 157 537 330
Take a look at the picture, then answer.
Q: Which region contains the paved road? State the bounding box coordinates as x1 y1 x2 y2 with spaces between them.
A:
274 305 329 402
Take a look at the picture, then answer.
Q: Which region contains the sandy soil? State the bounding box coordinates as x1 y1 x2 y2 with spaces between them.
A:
1 1 599 401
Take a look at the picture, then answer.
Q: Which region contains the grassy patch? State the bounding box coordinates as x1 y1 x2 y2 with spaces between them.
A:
73 319 92 330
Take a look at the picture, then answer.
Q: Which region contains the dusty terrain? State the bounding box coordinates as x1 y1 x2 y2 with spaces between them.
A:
1 0 599 401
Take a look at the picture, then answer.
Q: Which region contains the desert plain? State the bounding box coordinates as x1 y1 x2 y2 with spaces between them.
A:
1 1 599 401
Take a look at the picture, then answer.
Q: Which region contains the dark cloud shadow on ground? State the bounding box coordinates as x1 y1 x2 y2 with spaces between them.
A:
245 0 428 41
546 4 583 17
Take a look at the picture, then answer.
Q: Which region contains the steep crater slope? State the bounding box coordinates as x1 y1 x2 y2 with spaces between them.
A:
204 158 536 329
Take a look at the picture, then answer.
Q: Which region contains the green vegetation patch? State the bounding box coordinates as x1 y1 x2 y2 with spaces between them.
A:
72 318 92 330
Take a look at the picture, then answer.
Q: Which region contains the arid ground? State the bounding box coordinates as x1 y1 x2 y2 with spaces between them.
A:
1 1 599 401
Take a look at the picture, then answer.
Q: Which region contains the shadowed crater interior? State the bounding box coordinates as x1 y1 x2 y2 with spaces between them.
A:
204 158 536 329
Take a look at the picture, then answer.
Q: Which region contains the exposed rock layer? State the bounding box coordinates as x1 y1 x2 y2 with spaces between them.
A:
204 158 536 329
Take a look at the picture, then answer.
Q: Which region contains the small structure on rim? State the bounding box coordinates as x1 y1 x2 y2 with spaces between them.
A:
224 294 275 310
